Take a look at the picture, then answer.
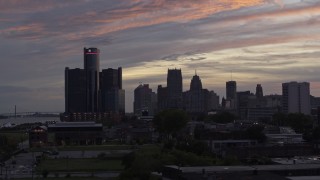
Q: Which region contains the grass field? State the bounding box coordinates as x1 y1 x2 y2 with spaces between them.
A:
37 158 124 172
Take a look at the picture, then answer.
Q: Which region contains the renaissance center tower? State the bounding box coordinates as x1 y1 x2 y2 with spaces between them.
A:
84 47 100 112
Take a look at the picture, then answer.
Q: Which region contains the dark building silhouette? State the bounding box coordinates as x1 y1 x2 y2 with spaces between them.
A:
157 85 168 112
65 68 86 113
282 82 310 115
48 122 103 145
100 68 122 90
167 68 183 109
237 91 253 119
256 84 263 98
84 47 100 112
184 73 220 115
208 91 220 110
134 84 157 116
157 69 183 111
190 74 202 91
226 81 237 100
64 48 125 121
29 126 48 147
100 67 125 114
184 74 205 113
226 81 237 109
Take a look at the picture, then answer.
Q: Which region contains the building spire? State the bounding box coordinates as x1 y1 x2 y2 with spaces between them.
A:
231 70 233 81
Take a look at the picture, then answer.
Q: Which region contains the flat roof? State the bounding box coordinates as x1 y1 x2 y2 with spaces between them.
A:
48 122 102 128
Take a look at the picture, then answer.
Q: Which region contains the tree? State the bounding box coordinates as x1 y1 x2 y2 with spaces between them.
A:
272 113 313 134
285 113 313 133
120 152 161 180
122 152 135 169
42 169 49 178
176 140 210 155
153 109 189 136
245 125 266 143
205 112 235 124
272 112 287 126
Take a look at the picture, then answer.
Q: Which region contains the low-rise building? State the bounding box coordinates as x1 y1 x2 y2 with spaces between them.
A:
29 126 48 147
48 122 103 146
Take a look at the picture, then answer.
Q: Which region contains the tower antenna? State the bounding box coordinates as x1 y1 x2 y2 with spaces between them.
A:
231 71 233 81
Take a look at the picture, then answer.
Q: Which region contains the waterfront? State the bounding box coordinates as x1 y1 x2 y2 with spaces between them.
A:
0 117 60 126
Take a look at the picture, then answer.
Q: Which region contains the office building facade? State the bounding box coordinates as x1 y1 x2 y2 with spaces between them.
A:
225 81 237 109
134 84 156 116
184 74 206 113
282 82 310 115
65 68 87 113
157 85 168 112
256 84 263 98
84 47 100 112
100 67 125 114
184 74 220 114
167 69 183 109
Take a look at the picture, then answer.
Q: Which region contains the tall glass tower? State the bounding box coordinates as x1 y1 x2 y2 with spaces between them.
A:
167 68 183 109
84 47 100 112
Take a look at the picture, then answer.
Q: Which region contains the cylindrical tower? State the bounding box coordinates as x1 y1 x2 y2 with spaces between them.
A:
84 47 100 112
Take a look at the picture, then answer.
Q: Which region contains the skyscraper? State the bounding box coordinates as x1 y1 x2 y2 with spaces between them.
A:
256 84 263 98
207 91 220 110
84 47 100 112
157 85 168 112
226 81 237 109
64 48 125 122
184 74 205 113
167 69 183 109
100 67 125 114
134 84 155 116
226 81 237 100
190 74 202 91
184 73 219 113
282 82 310 115
65 68 86 113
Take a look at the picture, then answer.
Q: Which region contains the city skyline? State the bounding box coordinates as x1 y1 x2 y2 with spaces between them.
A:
1 0 320 113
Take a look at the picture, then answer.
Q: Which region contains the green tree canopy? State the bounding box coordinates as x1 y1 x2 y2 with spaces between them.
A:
205 112 235 124
285 113 313 133
153 109 189 135
245 125 266 143
272 113 313 133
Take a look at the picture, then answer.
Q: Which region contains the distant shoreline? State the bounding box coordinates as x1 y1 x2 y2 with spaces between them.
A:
0 116 60 126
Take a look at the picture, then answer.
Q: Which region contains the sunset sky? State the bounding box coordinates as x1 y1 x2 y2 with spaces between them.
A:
1 0 320 113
